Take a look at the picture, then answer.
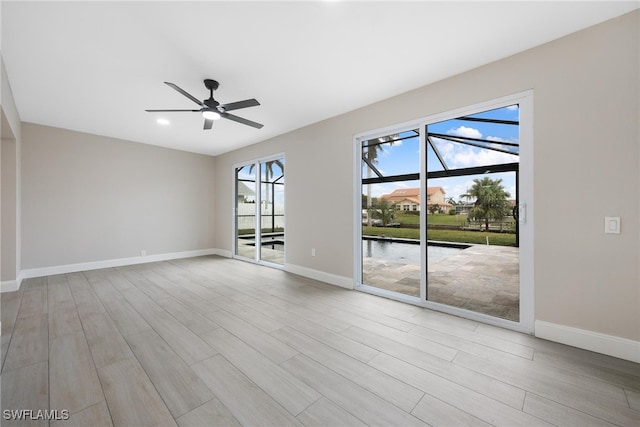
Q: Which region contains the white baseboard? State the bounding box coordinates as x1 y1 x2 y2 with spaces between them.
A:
0 279 19 293
285 263 354 290
535 320 640 363
18 248 219 283
213 249 233 258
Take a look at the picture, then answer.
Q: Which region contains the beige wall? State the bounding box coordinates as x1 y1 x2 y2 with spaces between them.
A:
21 124 216 269
214 11 639 341
531 11 639 342
429 189 446 205
1 138 16 281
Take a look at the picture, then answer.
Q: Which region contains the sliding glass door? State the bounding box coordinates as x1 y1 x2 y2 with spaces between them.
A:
356 92 533 332
425 105 521 322
234 156 285 266
361 129 422 299
235 164 257 260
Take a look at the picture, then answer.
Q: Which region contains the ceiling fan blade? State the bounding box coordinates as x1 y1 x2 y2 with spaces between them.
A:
203 118 214 130
145 109 201 112
221 98 260 111
222 113 264 129
164 82 205 107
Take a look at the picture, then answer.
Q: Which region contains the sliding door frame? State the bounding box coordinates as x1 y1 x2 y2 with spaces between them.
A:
354 91 534 333
354 121 424 303
232 153 286 269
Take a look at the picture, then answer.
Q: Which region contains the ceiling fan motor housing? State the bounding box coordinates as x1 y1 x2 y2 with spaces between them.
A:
204 79 219 91
204 98 220 109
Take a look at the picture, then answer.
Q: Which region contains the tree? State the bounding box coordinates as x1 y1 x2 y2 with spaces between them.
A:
362 194 377 207
369 198 396 227
249 159 284 210
249 159 284 233
363 135 396 225
461 177 511 231
428 204 440 215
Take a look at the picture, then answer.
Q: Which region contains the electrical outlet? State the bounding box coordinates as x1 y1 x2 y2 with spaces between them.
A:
604 217 620 234
311 248 316 257
141 250 147 256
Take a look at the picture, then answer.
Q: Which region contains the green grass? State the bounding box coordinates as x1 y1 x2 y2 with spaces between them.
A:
425 213 466 226
396 212 516 228
398 212 464 226
362 226 516 246
362 226 420 240
427 229 516 246
395 212 421 225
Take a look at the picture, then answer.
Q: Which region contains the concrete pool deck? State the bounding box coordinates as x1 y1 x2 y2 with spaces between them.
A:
236 237 519 321
363 244 520 321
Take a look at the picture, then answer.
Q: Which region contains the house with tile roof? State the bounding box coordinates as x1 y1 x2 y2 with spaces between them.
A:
380 187 451 213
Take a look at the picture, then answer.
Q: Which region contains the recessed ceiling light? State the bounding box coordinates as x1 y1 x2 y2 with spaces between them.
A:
156 118 170 126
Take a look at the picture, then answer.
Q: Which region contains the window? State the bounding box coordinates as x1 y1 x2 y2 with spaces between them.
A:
234 156 285 266
361 129 420 298
356 91 533 333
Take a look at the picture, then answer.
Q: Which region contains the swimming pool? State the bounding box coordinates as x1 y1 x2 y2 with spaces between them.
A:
362 239 466 264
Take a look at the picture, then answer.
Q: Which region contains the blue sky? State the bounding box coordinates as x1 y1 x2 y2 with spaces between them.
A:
236 161 285 206
364 104 519 202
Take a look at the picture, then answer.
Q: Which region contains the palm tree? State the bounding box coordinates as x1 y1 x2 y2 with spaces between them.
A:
428 203 440 215
445 197 457 215
363 135 396 225
249 159 284 208
461 177 510 231
249 159 284 232
369 198 396 227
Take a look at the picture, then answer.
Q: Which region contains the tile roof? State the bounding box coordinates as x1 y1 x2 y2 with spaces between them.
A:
380 187 445 200
380 187 451 207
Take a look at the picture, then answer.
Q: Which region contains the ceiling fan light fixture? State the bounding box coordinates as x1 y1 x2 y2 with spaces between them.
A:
146 80 263 129
202 110 221 120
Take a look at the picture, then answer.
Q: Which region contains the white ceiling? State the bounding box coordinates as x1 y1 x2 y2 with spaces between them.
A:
2 1 637 156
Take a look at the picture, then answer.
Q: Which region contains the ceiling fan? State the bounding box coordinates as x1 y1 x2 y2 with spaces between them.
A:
146 79 263 130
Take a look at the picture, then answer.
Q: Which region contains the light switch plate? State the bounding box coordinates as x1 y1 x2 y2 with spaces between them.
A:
604 217 620 234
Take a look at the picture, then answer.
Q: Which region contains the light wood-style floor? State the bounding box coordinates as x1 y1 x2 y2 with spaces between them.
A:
1 256 639 426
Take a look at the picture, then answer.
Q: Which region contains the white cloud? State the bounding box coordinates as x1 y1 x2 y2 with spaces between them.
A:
486 135 507 142
435 140 455 155
432 136 518 169
506 104 520 120
377 140 402 157
487 135 518 144
486 135 519 153
447 126 482 139
450 147 518 168
443 179 477 202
